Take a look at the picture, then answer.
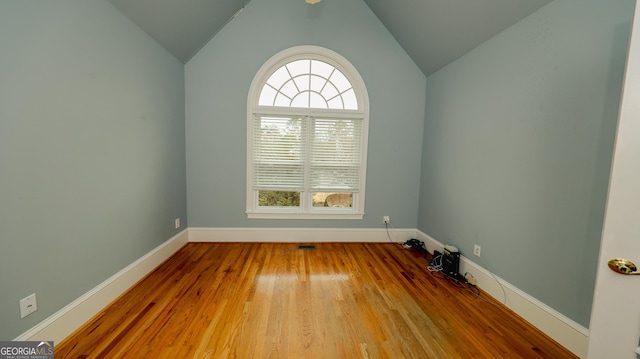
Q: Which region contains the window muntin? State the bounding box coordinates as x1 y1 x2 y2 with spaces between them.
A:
258 59 358 110
247 46 368 219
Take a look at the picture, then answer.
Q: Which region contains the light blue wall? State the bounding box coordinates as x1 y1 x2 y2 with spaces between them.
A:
418 0 633 327
0 1 186 339
2 0 625 342
186 0 426 229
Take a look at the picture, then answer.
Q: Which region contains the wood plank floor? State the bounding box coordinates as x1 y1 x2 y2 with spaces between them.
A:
56 243 577 358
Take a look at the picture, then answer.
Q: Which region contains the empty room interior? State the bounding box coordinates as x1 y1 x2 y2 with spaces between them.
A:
1 0 636 357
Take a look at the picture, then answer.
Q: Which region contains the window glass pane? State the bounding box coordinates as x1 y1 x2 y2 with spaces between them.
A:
258 85 277 106
311 60 333 78
312 192 353 207
320 83 339 101
329 70 351 92
260 60 357 111
259 190 300 207
293 75 310 93
275 93 291 107
342 88 358 110
309 92 327 109
280 79 298 98
286 60 310 77
266 66 290 89
291 92 310 108
310 74 327 93
327 97 344 109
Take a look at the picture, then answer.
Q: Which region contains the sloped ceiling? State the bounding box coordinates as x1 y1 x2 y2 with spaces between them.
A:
107 0 552 76
364 0 552 75
107 0 250 63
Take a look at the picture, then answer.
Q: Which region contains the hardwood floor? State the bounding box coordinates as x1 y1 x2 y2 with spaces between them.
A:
56 243 577 358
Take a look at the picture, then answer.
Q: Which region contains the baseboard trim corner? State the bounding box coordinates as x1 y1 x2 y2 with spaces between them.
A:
414 230 589 358
14 229 189 344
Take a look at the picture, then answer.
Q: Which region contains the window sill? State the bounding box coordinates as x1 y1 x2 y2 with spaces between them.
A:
246 211 364 220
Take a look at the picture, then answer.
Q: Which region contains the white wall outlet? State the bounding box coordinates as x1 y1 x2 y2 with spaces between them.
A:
175 218 180 229
473 244 481 257
383 216 390 224
19 293 37 318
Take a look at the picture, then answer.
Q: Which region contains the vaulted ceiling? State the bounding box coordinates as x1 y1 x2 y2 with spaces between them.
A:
107 0 552 76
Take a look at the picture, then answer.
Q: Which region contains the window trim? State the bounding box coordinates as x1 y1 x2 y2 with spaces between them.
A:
246 46 369 219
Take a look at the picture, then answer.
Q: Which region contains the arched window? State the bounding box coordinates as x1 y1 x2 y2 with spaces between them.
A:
246 46 369 219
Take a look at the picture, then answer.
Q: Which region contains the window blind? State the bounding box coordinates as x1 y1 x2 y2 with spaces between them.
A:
309 117 362 192
253 116 305 191
253 115 362 193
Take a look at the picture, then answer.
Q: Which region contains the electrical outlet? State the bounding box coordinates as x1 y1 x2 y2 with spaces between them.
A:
175 218 180 229
19 293 37 318
473 244 481 257
383 216 390 224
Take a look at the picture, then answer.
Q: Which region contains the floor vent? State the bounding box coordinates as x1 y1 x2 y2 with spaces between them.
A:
298 244 316 250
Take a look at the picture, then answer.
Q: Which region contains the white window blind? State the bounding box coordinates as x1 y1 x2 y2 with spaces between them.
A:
309 117 362 192
253 116 305 191
253 116 363 193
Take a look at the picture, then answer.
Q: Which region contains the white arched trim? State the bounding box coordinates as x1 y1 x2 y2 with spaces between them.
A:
246 46 369 219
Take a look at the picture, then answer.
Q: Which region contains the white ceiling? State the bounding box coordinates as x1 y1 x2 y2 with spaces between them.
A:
107 0 552 76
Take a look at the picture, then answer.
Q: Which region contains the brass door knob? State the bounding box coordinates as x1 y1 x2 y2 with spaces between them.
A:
607 258 640 275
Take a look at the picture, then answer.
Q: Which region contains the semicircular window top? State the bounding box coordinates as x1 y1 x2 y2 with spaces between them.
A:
258 59 358 110
247 46 369 220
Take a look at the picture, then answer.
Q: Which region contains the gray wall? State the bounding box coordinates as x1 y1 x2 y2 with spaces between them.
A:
185 0 426 229
418 0 633 327
0 1 187 339
1 0 629 342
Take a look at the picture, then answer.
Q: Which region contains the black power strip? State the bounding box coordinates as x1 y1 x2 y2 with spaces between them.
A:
403 238 428 257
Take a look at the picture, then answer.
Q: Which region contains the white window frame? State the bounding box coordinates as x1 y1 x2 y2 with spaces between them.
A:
246 46 369 219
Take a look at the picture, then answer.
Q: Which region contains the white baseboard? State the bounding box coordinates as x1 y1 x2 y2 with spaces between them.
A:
192 227 588 356
14 229 189 344
187 226 417 243
13 226 588 358
414 230 589 358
